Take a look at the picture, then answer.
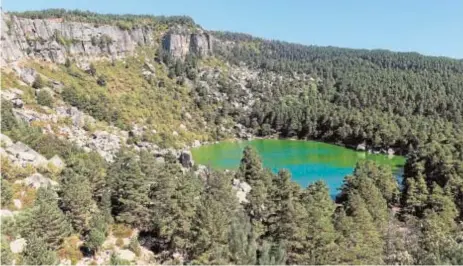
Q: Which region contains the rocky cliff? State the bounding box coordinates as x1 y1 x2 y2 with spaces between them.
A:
0 12 155 66
1 12 213 66
162 26 213 59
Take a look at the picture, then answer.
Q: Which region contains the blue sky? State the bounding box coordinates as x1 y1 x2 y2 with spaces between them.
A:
3 0 463 58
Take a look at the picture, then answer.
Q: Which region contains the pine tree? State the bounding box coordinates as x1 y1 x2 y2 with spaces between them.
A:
85 213 109 254
335 193 384 264
191 171 239 263
300 181 339 264
258 241 286 265
150 162 179 246
23 233 58 265
109 149 151 229
266 169 304 264
66 152 108 202
337 164 389 231
21 188 72 249
228 210 257 264
352 160 399 205
60 170 96 233
236 146 270 235
418 185 459 263
402 172 429 217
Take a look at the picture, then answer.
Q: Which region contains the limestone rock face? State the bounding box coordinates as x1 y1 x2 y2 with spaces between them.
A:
1 12 154 66
162 27 212 59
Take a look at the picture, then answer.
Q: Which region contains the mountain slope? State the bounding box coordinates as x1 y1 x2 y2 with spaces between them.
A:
1 9 462 265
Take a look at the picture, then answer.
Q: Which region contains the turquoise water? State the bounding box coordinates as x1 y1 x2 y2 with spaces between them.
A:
191 139 406 195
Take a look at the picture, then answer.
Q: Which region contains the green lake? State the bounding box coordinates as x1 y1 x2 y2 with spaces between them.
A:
191 139 406 196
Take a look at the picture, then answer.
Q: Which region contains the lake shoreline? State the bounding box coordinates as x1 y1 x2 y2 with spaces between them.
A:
191 139 406 194
199 134 405 158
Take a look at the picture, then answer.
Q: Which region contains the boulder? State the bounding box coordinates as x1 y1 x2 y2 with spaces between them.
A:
48 155 65 170
116 249 136 261
387 148 395 156
10 238 26 254
13 199 22 209
17 173 58 189
11 98 24 108
143 60 156 73
88 131 122 162
192 140 201 148
50 80 65 93
16 67 37 85
69 107 85 127
5 142 48 167
0 210 14 217
356 143 367 151
0 133 13 147
178 150 193 168
1 89 24 108
232 179 251 203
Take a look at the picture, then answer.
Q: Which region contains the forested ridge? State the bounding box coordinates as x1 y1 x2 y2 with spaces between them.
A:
212 31 463 153
1 9 463 265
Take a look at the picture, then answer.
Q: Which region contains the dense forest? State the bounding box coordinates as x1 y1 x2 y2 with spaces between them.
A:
1 9 463 265
2 120 462 264
211 31 463 153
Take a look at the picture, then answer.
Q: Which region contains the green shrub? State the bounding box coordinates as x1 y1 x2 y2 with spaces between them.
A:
88 63 97 76
36 90 54 107
116 21 132 31
86 229 106 253
1 100 17 132
64 58 72 68
112 224 132 238
1 179 13 207
32 75 44 89
58 235 83 264
97 75 106 86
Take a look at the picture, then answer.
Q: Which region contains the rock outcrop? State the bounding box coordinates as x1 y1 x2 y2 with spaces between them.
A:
3 139 48 167
15 173 58 189
1 12 154 66
178 150 194 168
1 12 215 66
162 26 212 59
1 88 24 108
232 178 251 203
